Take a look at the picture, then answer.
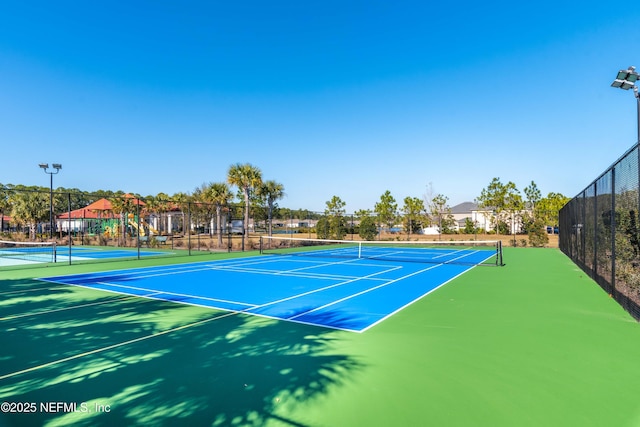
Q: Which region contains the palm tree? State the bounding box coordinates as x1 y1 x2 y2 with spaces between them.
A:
109 194 127 246
10 191 49 240
172 192 192 236
206 182 233 247
256 180 285 236
109 193 141 246
227 163 262 248
191 184 213 237
0 185 10 234
150 192 171 234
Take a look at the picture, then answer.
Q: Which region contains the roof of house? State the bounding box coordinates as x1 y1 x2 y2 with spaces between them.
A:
57 208 116 219
450 202 478 214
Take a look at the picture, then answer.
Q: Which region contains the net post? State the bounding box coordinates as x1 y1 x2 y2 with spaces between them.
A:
53 242 57 263
496 240 504 266
358 242 362 259
259 235 263 254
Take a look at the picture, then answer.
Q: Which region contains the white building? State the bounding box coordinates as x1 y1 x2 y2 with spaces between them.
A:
447 202 528 234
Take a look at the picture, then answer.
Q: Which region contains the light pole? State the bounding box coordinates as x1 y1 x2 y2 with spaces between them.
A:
611 65 640 144
39 163 62 239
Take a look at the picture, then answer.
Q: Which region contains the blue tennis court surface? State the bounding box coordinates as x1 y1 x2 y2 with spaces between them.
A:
0 246 173 266
39 251 490 332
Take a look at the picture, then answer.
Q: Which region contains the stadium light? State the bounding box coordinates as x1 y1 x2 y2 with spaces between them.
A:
611 66 640 144
39 163 62 239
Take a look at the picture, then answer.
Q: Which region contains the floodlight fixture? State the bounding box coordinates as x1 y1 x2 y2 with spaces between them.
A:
52 163 62 170
612 79 635 90
39 163 49 169
611 66 639 90
610 65 639 145
617 66 638 82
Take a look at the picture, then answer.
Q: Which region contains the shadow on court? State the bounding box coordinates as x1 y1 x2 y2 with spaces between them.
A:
0 279 364 426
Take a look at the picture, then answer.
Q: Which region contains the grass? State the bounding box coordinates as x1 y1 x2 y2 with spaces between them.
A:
1 247 639 426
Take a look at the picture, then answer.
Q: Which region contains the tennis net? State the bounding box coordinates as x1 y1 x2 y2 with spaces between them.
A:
259 236 504 266
0 240 57 264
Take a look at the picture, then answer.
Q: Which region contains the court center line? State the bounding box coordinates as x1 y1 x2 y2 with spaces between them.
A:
273 255 370 275
204 265 364 281
244 264 403 313
287 263 444 320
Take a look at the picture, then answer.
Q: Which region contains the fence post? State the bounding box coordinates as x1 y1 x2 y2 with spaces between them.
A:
593 181 598 276
611 168 616 296
136 201 141 259
67 192 72 265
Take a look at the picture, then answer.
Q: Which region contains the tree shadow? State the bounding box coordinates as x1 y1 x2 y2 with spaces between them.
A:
0 278 365 426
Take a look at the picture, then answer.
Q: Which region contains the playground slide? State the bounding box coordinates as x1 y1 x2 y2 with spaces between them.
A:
141 220 159 235
128 220 145 236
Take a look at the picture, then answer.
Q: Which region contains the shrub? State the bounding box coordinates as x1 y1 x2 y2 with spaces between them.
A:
358 216 377 241
528 225 549 247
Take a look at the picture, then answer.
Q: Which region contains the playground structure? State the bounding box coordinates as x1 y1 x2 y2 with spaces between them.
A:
98 215 160 238
53 196 234 241
127 214 159 237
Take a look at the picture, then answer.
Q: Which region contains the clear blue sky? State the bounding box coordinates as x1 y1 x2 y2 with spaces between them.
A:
1 1 639 212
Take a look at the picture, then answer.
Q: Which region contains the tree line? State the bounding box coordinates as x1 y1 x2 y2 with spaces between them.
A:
1 164 569 245
315 178 570 245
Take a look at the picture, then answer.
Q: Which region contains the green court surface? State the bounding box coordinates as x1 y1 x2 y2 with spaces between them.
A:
1 248 640 426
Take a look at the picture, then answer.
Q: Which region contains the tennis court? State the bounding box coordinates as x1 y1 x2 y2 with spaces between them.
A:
2 245 640 426
37 239 497 332
0 241 173 267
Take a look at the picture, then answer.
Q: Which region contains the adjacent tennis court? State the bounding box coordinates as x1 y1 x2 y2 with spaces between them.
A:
0 240 173 266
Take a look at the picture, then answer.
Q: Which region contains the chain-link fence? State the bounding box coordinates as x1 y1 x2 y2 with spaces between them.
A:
559 142 640 319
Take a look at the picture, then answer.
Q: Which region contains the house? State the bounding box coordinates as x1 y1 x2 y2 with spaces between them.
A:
450 202 479 231
443 202 528 234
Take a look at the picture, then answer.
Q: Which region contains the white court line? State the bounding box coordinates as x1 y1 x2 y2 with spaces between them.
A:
204 263 367 281
79 281 258 308
0 310 242 381
361 265 479 333
287 263 443 321
364 247 473 262
244 264 403 313
0 292 163 321
273 254 370 275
